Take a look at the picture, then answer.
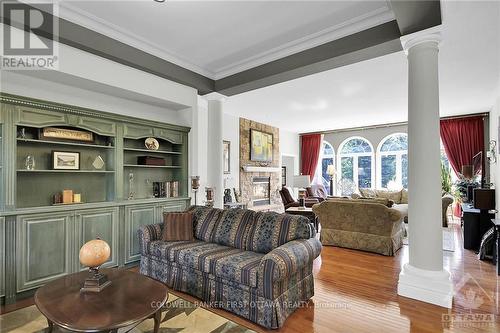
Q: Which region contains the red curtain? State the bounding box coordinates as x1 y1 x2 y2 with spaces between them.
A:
301 134 322 179
440 116 484 176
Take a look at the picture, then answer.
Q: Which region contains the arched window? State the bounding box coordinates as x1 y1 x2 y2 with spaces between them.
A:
320 141 335 193
377 133 408 189
338 137 374 189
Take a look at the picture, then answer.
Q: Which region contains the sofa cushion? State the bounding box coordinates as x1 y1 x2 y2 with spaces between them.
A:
162 212 194 241
401 189 408 204
359 188 377 198
375 190 402 204
246 212 313 254
149 239 263 287
212 208 255 249
189 206 223 242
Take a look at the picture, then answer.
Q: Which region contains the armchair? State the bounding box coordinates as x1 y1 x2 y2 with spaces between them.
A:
280 187 318 210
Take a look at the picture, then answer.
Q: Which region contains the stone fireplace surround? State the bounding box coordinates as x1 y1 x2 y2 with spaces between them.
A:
239 118 282 212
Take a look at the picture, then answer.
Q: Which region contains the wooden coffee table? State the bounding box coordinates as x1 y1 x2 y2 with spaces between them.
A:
34 269 168 333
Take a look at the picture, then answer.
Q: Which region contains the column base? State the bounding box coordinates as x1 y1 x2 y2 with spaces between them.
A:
397 263 453 308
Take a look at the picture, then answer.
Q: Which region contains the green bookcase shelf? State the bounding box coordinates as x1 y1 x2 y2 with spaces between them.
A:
17 138 114 149
17 169 115 173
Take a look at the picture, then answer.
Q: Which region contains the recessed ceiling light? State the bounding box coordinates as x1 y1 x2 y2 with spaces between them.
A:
154 0 165 2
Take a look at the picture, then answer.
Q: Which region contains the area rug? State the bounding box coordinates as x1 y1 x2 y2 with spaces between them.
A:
403 226 455 252
0 294 255 333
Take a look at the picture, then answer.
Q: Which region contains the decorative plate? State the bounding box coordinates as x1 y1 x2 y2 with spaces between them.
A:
92 155 105 170
145 137 159 150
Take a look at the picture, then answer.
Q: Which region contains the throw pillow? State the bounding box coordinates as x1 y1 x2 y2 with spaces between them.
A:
375 190 402 204
357 197 393 207
359 188 377 198
162 212 194 241
401 189 408 204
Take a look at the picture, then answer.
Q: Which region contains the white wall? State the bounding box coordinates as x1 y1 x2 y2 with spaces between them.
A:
222 112 240 191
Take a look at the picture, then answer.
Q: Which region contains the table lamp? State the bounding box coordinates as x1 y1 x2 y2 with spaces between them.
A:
326 165 336 196
79 238 111 292
293 175 311 210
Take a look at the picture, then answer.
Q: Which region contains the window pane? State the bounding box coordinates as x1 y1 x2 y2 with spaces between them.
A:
358 156 372 188
340 138 372 154
341 157 353 181
380 134 408 152
323 142 334 156
402 154 408 188
381 155 397 188
322 157 334 193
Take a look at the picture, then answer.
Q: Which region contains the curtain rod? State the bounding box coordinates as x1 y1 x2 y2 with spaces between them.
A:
300 112 489 136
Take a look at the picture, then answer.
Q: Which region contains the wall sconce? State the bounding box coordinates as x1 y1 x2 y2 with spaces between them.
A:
487 140 496 164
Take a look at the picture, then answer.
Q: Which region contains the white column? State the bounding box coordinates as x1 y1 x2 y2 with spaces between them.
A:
397 26 453 308
206 93 225 208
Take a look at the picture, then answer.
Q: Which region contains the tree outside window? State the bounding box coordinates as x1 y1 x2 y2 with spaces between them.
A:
377 133 408 189
338 137 374 190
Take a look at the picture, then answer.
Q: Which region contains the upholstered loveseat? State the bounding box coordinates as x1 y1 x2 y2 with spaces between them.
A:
139 206 322 329
313 199 404 256
353 189 454 227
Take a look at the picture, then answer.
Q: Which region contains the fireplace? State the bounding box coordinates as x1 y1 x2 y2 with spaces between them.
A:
252 177 271 206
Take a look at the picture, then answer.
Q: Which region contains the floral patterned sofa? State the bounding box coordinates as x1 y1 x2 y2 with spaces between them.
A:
313 198 404 256
139 206 322 329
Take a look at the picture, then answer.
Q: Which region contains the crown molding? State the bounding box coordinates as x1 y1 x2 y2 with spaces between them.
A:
58 2 217 79
212 6 395 79
58 2 394 81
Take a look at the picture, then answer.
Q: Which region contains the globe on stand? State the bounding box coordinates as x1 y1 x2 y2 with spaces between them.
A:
79 238 111 292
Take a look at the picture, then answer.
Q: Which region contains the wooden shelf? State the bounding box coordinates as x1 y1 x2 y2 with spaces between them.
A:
123 164 181 169
17 138 114 149
17 169 115 173
124 147 182 155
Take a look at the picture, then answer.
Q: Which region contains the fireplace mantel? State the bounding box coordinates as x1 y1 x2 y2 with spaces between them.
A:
242 165 281 173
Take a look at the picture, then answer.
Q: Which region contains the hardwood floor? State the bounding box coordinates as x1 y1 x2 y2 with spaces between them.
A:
175 218 499 333
2 218 498 332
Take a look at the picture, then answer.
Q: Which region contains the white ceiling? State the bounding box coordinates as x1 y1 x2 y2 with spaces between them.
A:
225 1 500 133
59 0 394 79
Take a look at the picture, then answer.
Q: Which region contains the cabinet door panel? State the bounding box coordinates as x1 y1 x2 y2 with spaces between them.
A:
76 208 119 269
124 205 156 264
156 201 187 223
16 213 72 292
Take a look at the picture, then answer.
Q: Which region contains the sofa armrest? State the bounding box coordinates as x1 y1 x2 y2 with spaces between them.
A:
260 238 322 283
137 223 163 255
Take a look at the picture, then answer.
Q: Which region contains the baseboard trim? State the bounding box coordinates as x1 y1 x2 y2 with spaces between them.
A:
397 263 453 308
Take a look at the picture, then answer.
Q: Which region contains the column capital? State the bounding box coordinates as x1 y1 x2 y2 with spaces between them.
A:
204 92 227 102
400 25 442 54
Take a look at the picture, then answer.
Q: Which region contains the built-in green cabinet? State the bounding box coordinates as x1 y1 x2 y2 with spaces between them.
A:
16 212 73 292
75 207 119 270
0 93 192 303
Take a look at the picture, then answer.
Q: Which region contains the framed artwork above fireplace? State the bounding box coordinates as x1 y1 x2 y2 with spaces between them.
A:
250 129 273 162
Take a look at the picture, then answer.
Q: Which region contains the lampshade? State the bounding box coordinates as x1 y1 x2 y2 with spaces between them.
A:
326 165 336 176
293 175 310 189
461 165 473 179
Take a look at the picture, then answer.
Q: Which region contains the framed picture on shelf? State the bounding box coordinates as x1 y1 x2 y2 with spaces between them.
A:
40 127 94 142
223 140 230 174
52 151 80 170
250 129 273 162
